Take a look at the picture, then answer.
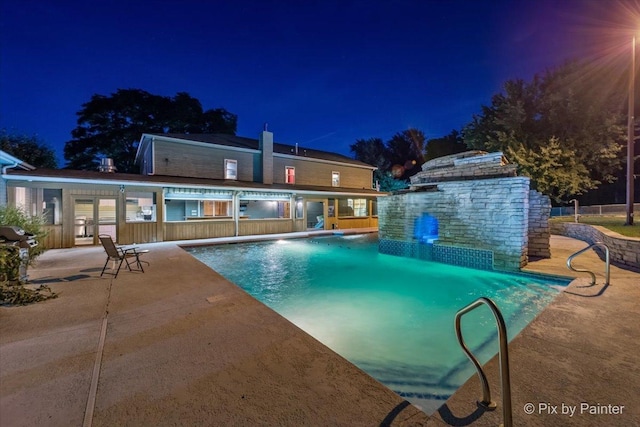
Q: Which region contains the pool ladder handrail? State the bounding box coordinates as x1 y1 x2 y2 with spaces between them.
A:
566 241 610 286
454 297 512 427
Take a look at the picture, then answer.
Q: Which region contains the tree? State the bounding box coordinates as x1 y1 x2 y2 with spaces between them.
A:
350 137 408 192
424 130 467 161
350 137 390 172
0 130 57 168
386 128 426 180
463 61 626 202
64 89 237 173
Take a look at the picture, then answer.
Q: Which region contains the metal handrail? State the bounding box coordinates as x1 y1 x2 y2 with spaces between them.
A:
455 297 512 427
566 241 610 286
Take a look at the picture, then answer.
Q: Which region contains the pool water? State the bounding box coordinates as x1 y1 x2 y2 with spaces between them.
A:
187 234 565 410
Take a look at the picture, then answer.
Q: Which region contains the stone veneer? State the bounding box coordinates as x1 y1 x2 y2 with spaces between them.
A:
528 190 551 258
379 151 553 271
378 176 532 271
550 222 640 271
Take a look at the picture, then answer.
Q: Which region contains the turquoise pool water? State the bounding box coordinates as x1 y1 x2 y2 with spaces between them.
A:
187 233 565 409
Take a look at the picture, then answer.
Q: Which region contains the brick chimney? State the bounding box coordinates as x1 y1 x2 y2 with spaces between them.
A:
259 123 273 184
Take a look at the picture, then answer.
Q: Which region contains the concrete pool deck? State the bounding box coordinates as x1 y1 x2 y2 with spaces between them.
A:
1 232 638 426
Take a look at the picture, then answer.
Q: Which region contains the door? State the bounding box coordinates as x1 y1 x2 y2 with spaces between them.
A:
305 200 325 229
74 197 117 246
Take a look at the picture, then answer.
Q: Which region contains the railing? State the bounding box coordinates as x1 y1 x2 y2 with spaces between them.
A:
455 297 512 427
566 241 610 286
550 202 640 217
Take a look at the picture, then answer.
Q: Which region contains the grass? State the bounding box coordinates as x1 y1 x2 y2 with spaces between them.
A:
550 215 640 238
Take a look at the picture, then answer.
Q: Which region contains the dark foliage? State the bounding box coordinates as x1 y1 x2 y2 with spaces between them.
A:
64 89 237 172
1 130 58 168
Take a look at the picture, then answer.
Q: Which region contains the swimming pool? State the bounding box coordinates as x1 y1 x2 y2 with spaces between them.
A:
187 233 566 412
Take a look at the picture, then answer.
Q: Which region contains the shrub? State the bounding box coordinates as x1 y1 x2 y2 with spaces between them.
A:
0 246 21 282
0 206 56 305
0 205 48 265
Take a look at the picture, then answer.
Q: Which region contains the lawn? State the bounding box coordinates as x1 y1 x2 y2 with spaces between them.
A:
550 215 640 238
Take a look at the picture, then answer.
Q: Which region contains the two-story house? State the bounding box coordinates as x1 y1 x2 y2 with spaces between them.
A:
3 128 380 248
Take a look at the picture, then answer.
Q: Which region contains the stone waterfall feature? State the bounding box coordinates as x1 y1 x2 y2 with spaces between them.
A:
377 151 551 271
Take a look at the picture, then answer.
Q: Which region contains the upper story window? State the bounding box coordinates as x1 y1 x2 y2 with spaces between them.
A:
332 171 340 187
285 166 295 184
225 159 237 180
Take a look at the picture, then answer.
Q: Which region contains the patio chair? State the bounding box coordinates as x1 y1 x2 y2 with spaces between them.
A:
99 234 146 278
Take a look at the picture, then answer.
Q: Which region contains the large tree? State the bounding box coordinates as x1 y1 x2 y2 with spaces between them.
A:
386 128 426 180
64 89 237 173
424 129 467 161
350 137 408 191
463 61 626 202
1 130 58 168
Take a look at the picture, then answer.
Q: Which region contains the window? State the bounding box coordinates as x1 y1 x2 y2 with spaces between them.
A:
13 187 62 224
225 159 237 180
14 187 28 212
332 171 340 187
240 200 290 219
165 199 233 221
285 166 295 184
338 198 368 217
201 200 232 217
43 189 62 225
126 192 157 222
295 197 304 219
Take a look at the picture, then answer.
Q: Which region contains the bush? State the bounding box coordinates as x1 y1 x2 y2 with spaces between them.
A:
0 205 48 265
0 246 21 282
0 206 56 304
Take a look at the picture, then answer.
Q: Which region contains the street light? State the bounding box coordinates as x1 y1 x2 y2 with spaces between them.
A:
626 34 636 226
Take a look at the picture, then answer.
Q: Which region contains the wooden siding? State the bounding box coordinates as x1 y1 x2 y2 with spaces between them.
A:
336 217 378 229
118 222 159 245
238 219 293 236
153 140 257 180
293 219 306 232
41 225 62 249
164 220 235 241
272 156 373 189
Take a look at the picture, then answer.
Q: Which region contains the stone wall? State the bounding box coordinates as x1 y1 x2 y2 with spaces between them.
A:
528 190 551 258
378 176 531 271
550 222 640 271
410 151 516 185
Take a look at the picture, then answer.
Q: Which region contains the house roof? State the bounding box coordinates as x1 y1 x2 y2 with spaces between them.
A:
5 168 382 196
0 150 35 170
141 133 375 169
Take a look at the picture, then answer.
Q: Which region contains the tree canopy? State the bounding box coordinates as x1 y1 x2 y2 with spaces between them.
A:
1 130 58 168
424 130 467 161
386 129 426 180
64 89 237 173
350 128 426 191
463 61 626 202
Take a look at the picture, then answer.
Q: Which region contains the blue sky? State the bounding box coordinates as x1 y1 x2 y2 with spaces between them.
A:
0 0 628 166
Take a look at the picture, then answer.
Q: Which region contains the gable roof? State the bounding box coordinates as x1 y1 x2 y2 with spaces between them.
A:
138 133 375 169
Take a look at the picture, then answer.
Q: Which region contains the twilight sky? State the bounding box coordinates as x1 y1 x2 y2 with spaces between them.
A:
0 0 636 167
